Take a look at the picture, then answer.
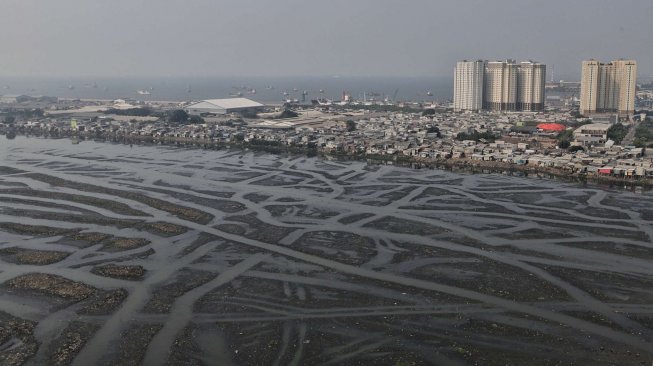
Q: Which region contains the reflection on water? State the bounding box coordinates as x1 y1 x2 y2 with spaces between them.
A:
0 137 652 365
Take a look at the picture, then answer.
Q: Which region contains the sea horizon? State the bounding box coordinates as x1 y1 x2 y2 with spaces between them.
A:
0 75 454 103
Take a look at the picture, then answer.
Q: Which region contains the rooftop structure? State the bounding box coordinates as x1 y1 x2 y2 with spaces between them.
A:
536 123 566 132
186 98 264 115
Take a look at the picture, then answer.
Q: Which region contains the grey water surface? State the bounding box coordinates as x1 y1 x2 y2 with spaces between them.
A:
0 137 652 365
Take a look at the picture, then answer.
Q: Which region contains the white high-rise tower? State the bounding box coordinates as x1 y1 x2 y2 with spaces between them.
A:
517 61 546 112
484 60 518 111
580 59 637 116
453 59 546 112
453 60 485 111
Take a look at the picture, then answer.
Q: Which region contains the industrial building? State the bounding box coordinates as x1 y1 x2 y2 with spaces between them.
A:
573 123 611 146
185 98 264 115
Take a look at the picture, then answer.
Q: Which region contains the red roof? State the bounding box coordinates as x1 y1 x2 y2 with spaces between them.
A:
536 123 566 132
537 123 567 131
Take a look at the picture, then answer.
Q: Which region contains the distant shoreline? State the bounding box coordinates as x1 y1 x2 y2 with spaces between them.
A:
0 75 454 104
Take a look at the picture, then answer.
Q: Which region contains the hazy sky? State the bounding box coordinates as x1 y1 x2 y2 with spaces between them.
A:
1 0 651 79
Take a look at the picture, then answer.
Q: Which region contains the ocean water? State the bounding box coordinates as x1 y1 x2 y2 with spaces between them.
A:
0 75 453 103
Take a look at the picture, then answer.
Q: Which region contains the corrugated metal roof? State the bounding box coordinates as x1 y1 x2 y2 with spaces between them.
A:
189 98 263 110
186 101 220 110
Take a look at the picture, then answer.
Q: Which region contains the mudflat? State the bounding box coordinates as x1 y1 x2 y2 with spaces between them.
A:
0 138 652 365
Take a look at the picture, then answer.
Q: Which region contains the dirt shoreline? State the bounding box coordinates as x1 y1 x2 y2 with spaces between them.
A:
14 135 652 188
423 158 653 188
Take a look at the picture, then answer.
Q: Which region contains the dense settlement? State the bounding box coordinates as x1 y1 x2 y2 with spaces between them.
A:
2 60 653 182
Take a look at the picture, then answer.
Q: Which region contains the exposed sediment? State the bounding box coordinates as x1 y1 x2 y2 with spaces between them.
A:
0 139 652 365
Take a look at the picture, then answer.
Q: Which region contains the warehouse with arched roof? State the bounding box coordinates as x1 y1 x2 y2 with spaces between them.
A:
185 98 264 115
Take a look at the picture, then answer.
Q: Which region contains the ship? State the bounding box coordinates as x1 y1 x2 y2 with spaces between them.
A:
137 90 151 95
311 98 332 106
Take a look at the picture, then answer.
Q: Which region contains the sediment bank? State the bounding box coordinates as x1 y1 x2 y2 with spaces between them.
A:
7 134 652 188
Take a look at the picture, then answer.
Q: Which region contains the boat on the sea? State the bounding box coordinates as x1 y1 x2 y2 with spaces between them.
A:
137 90 151 95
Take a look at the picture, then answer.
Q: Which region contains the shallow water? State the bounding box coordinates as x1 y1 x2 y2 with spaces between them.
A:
0 137 652 365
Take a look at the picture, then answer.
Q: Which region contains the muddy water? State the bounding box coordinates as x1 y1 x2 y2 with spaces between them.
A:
0 136 652 365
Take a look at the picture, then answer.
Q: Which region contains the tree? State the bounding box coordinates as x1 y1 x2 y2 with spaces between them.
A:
3 115 15 124
346 120 356 132
104 107 152 116
556 129 574 147
168 109 189 123
427 126 441 138
568 145 584 153
422 109 435 116
189 115 205 124
607 123 627 144
455 130 496 142
21 109 44 118
558 140 571 149
634 137 647 148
